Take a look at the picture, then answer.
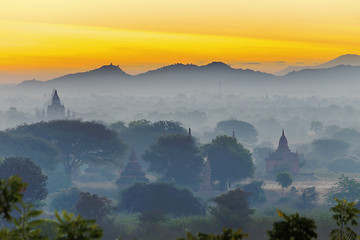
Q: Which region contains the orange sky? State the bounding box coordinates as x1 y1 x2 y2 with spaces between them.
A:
1 0 360 83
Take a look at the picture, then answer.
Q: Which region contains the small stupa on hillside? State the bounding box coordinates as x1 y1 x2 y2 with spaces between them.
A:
116 146 149 190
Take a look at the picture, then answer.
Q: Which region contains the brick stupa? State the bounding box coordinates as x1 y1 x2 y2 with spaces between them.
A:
117 146 149 190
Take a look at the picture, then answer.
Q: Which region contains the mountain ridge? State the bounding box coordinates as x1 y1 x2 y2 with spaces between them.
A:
276 54 360 76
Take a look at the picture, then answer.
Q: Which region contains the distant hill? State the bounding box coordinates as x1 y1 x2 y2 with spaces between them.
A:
17 62 274 90
138 61 272 80
17 63 131 89
276 54 360 76
15 58 360 96
283 65 360 83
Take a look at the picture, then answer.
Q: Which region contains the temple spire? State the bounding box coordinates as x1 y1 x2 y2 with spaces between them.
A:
129 145 138 163
277 129 290 152
117 146 149 190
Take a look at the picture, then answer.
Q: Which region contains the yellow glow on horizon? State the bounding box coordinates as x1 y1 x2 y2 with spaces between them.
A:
1 0 360 82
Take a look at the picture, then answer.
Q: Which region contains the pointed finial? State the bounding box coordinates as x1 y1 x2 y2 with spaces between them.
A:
129 145 138 162
188 128 192 136
282 129 285 136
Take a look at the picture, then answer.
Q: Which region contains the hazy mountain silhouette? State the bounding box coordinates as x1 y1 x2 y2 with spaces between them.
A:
17 62 274 92
18 63 131 89
15 57 360 95
138 62 272 81
276 54 360 76
283 65 360 82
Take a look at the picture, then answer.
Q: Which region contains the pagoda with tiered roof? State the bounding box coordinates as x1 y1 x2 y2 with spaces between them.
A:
117 147 149 190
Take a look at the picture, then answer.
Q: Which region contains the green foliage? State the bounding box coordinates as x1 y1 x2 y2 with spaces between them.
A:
0 176 104 240
210 188 254 228
0 157 48 201
267 209 317 240
50 187 81 212
109 121 127 132
325 175 360 203
139 209 167 224
46 167 73 194
119 182 206 217
310 121 323 133
179 227 248 240
75 192 113 221
329 198 360 240
242 180 266 206
311 139 349 161
324 125 341 137
8 120 127 176
143 134 204 188
0 131 61 171
275 172 293 195
0 175 27 221
327 157 360 173
252 147 273 171
331 128 360 145
55 210 103 240
202 135 254 190
10 202 48 240
111 120 187 161
300 187 318 208
214 120 258 145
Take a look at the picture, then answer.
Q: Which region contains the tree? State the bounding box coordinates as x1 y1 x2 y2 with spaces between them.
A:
0 131 60 171
252 147 273 171
276 172 293 195
300 187 318 208
324 125 341 137
310 120 323 133
268 209 317 240
118 182 206 217
143 134 204 188
327 157 360 173
331 128 360 145
0 157 47 201
243 180 266 206
75 192 113 221
0 176 27 221
0 176 104 240
329 198 360 240
311 139 349 162
214 120 258 145
110 120 187 160
55 211 103 240
50 187 81 212
179 228 248 240
8 120 127 177
210 188 254 228
202 135 254 190
10 202 47 240
325 175 360 203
